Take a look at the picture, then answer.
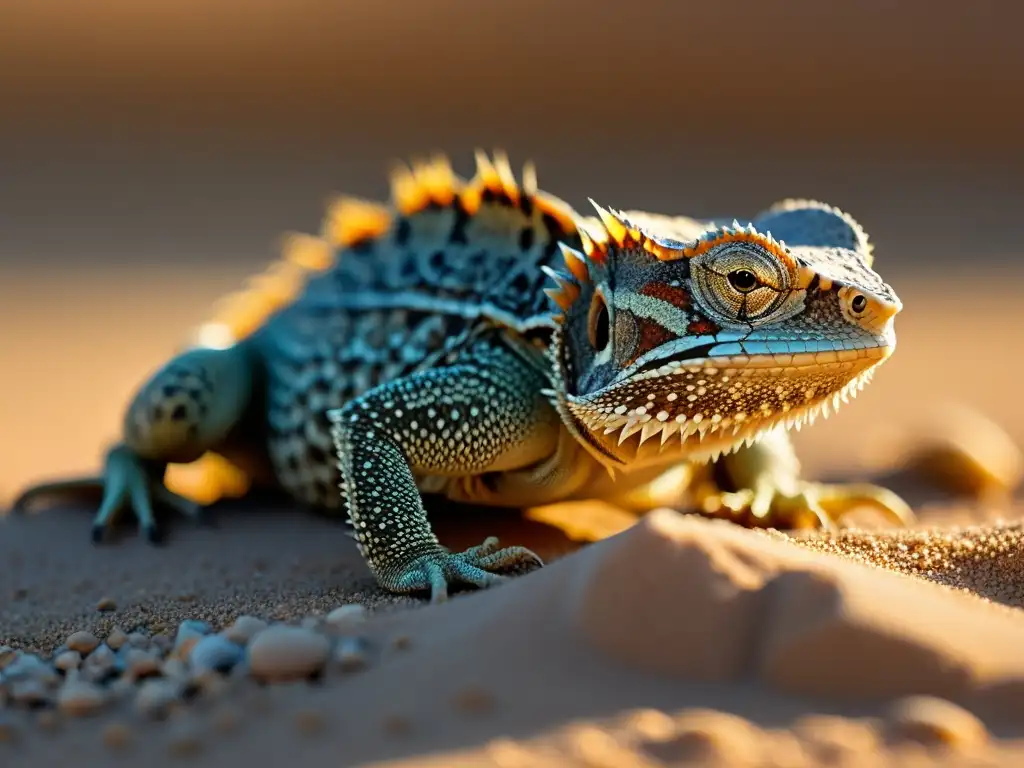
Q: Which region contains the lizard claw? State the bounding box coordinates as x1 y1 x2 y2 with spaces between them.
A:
703 480 915 530
388 537 544 603
12 443 208 543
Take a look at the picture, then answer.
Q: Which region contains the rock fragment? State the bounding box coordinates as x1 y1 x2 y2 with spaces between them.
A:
57 677 107 717
247 625 330 683
65 631 100 655
190 635 245 674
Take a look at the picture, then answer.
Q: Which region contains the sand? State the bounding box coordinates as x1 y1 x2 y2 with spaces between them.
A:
3 508 1024 767
3 273 1024 766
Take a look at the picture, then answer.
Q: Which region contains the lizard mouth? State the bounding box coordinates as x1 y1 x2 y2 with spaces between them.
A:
564 344 892 470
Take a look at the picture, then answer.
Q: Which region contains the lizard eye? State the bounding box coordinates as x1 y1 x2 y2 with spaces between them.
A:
727 269 758 292
850 294 867 314
588 292 610 351
691 242 793 326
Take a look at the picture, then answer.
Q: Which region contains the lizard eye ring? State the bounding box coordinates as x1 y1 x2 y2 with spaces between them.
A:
691 243 792 326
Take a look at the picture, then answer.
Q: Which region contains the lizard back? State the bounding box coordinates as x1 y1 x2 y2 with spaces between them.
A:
194 153 585 507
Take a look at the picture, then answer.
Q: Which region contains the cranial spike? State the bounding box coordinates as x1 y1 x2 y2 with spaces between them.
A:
557 242 591 283
577 226 596 256
544 286 572 310
660 421 681 444
521 160 538 197
492 150 520 200
540 264 573 285
473 149 502 190
541 265 582 310
388 160 430 215
588 198 630 244
415 154 460 205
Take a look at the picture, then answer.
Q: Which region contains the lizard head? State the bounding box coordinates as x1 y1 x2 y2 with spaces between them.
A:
545 199 902 471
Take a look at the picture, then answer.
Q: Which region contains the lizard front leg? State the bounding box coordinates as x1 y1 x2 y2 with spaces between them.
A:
328 347 553 603
694 428 914 529
13 344 255 542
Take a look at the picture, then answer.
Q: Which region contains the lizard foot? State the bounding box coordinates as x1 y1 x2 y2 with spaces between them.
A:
387 537 544 604
699 480 915 531
12 444 206 544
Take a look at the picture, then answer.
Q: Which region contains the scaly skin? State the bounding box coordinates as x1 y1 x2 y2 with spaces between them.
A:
13 151 914 602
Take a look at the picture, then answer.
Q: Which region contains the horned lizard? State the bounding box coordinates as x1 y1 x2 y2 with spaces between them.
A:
14 151 913 602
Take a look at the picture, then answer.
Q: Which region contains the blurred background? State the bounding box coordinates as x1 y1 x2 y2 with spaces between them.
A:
1 0 1023 496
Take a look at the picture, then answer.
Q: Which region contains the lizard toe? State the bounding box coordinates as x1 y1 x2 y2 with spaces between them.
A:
386 539 536 604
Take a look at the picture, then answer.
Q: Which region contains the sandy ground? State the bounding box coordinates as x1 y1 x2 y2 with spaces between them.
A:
2 270 1024 766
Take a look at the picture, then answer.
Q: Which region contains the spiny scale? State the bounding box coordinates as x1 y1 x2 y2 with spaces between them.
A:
573 367 874 460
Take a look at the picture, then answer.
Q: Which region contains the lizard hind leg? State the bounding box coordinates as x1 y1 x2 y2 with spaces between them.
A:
13 344 255 543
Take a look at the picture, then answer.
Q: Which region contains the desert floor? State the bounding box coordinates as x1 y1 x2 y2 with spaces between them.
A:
1 268 1024 767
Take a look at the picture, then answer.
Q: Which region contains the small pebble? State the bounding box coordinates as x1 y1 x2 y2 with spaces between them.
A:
885 696 988 750
108 676 138 702
96 596 117 613
4 653 59 685
190 634 245 674
103 721 133 751
123 649 162 680
9 678 52 708
173 620 211 660
180 619 212 635
391 634 411 651
53 651 82 672
58 679 107 717
128 631 151 649
222 616 268 645
135 679 183 719
190 669 231 698
162 658 189 680
247 626 330 682
66 631 100 655
106 627 129 650
81 644 119 682
0 646 17 669
325 604 366 631
334 637 368 672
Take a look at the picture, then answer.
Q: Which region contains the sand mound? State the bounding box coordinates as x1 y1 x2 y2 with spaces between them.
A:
8 508 1023 767
562 512 1024 711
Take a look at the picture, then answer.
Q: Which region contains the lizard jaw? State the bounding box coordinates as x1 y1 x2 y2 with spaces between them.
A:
564 345 890 471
